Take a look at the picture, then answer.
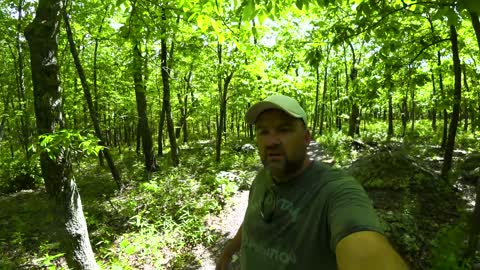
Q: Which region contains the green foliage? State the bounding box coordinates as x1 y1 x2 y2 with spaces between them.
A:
35 129 104 160
316 130 355 167
430 223 472 270
0 157 41 193
379 209 421 255
90 146 256 269
33 252 65 270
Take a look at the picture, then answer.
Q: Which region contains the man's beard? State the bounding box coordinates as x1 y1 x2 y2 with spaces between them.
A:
261 147 306 179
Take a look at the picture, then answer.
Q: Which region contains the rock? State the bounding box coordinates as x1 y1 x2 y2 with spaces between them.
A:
240 144 256 153
348 149 438 189
232 143 256 153
459 153 480 186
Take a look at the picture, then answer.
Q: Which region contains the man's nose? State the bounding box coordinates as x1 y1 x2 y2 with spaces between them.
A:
264 132 281 146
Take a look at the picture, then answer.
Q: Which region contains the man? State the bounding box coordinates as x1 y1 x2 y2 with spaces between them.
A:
216 94 408 270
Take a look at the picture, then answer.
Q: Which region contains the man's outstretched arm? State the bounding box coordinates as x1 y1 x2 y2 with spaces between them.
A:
216 224 242 270
336 231 409 270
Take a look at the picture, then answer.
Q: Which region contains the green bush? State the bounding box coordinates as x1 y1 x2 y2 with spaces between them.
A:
430 223 472 270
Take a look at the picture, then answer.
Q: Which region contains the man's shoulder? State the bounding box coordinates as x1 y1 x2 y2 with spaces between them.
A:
310 161 361 190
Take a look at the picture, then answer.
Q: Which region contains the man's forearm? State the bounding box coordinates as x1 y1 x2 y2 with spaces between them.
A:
223 224 242 256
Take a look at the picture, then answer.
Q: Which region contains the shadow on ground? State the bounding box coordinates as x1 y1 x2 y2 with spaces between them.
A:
0 163 128 269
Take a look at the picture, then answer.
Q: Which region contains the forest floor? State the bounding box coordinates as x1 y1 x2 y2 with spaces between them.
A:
0 140 477 269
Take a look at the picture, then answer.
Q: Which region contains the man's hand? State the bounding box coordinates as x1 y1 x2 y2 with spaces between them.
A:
216 225 242 270
215 252 232 270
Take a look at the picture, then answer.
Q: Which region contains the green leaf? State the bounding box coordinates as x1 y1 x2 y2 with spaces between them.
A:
296 0 304 10
125 244 136 255
243 1 256 20
196 15 209 32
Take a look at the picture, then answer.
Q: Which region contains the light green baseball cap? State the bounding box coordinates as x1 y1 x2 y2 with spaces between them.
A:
245 94 307 125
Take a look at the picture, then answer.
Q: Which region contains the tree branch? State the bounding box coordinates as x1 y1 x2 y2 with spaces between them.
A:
409 38 450 65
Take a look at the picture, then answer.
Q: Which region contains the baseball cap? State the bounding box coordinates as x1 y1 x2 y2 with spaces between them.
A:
245 94 307 125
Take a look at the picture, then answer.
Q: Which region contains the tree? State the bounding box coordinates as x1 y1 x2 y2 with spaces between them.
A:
62 1 123 189
24 0 98 268
441 23 462 179
160 5 179 167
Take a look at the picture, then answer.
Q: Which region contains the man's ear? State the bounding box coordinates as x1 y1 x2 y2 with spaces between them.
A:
305 128 311 144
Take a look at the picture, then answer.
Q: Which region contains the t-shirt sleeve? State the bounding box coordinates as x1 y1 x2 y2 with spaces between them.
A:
327 176 384 253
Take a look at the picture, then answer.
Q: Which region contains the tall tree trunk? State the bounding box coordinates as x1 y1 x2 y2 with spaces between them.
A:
438 51 448 150
160 9 179 166
329 72 336 132
347 41 359 138
462 64 470 132
15 0 31 159
401 94 408 137
63 6 122 189
247 103 254 140
24 0 98 268
175 70 190 143
470 11 480 52
319 46 331 136
336 74 342 131
93 6 107 166
215 42 235 163
348 103 359 137
431 69 437 131
182 93 188 143
388 85 394 137
133 44 157 172
410 84 415 132
313 65 320 133
158 104 166 157
441 25 462 179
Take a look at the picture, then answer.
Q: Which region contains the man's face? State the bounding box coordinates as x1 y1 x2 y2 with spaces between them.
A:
255 109 310 180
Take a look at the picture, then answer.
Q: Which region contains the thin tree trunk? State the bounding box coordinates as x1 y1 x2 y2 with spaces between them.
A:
336 74 341 131
462 64 470 132
441 24 462 178
158 104 165 157
388 85 394 137
215 42 235 162
313 65 320 133
93 7 107 166
136 121 141 154
247 103 254 140
438 51 448 150
25 0 98 268
401 95 408 137
347 41 359 138
470 11 480 52
133 44 157 172
63 6 122 189
160 8 179 166
431 69 437 131
15 0 31 160
319 46 331 136
411 85 415 132
183 93 188 143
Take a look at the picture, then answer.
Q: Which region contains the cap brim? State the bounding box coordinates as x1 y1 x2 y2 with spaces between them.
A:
245 101 302 124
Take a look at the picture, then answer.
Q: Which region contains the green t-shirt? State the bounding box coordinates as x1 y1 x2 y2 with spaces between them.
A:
240 161 383 270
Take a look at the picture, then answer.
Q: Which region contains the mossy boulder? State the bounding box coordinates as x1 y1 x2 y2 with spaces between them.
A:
348 149 438 190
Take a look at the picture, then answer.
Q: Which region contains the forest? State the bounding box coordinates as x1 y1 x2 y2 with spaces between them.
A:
0 0 479 269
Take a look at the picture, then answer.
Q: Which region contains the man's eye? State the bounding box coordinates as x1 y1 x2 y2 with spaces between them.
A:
258 130 268 135
279 127 291 132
